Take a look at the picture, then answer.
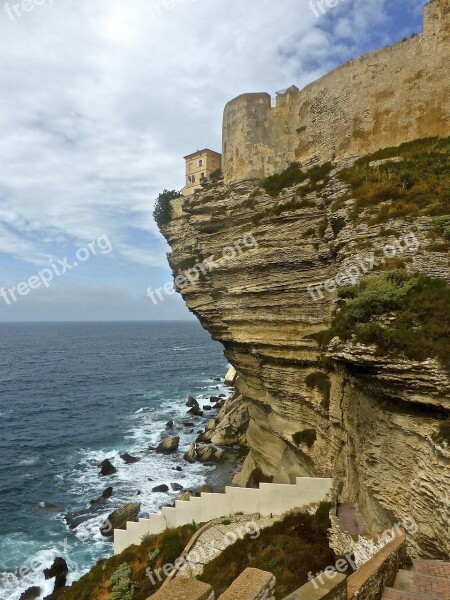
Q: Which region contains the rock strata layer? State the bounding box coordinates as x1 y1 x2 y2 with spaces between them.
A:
162 168 450 558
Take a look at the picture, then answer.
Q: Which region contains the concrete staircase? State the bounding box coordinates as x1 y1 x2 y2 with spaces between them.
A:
382 560 450 600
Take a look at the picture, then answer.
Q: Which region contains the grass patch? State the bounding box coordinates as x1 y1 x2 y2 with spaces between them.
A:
337 137 450 224
199 503 336 599
260 162 333 197
61 523 201 600
320 269 450 368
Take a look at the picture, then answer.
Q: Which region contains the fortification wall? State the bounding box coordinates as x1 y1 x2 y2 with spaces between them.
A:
222 0 450 183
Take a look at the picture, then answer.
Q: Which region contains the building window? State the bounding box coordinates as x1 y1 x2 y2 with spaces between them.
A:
198 159 204 167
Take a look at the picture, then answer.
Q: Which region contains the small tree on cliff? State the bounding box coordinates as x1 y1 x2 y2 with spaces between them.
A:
153 189 181 228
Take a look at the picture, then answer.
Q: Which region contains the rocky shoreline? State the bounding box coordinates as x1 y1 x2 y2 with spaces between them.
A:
21 366 247 600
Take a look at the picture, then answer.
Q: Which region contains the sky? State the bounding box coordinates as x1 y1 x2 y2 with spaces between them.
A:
0 0 425 322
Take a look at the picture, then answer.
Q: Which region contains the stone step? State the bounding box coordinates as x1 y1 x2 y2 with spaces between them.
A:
382 586 442 600
394 570 450 599
412 560 450 580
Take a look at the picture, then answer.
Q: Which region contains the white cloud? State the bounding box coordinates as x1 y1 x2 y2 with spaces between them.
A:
0 0 425 319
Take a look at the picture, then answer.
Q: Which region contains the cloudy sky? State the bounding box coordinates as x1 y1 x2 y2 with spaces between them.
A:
0 0 424 322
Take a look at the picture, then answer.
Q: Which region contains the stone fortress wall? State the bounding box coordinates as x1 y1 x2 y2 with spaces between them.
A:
222 0 450 184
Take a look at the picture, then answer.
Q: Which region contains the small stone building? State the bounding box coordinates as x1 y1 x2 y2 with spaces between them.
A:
182 149 222 196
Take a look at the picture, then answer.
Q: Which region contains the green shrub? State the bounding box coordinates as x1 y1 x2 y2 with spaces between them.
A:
109 563 136 600
153 189 181 228
293 429 317 448
221 519 232 525
321 270 450 368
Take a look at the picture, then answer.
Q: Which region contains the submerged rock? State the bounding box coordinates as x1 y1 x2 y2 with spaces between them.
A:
171 482 183 491
98 459 117 476
120 453 140 464
101 502 140 537
156 436 180 454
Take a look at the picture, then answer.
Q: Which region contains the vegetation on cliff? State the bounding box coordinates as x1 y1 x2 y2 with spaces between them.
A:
61 523 200 600
321 269 450 368
335 137 450 228
153 189 181 228
199 502 336 598
260 161 333 197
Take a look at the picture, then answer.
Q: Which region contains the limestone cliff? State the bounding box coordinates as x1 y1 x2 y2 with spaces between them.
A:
161 153 449 560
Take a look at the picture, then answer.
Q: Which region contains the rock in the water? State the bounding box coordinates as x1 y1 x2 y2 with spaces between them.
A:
186 396 198 407
184 441 196 463
212 377 222 381
196 431 213 443
174 466 183 471
156 436 180 454
19 587 41 600
219 394 226 398
101 502 140 537
152 484 169 493
224 365 237 386
166 420 174 429
209 396 220 403
203 405 213 411
43 557 68 594
120 453 140 464
102 486 113 499
183 422 195 427
187 406 203 417
171 482 183 491
99 459 117 476
196 484 213 495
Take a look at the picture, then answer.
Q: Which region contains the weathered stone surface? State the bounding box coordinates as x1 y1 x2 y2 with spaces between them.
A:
161 163 450 558
19 587 41 600
152 484 169 493
184 441 196 463
101 502 140 537
156 436 180 454
217 567 275 600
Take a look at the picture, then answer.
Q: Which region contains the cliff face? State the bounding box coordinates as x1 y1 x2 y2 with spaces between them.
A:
162 159 449 559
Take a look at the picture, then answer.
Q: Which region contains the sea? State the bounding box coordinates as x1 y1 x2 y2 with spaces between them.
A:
0 321 232 600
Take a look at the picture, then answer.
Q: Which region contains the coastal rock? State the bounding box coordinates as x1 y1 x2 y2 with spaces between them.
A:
196 443 222 463
102 486 113 499
43 557 68 593
196 484 213 495
166 420 174 429
120 453 140 464
203 405 213 411
186 396 198 408
171 483 183 491
98 459 117 477
19 587 41 600
187 406 203 417
176 491 192 501
156 436 180 454
152 484 169 493
184 441 196 463
101 502 140 537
